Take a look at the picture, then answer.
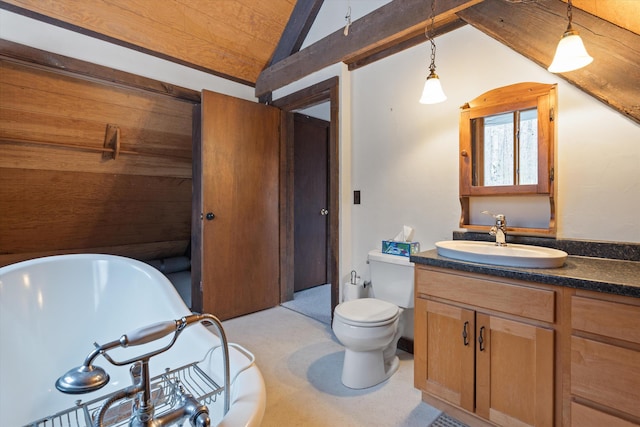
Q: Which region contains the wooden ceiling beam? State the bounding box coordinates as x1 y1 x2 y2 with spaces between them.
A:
255 0 484 97
346 17 467 72
458 0 640 125
260 0 324 103
269 0 324 66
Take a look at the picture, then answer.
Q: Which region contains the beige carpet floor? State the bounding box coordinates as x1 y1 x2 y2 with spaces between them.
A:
221 306 444 426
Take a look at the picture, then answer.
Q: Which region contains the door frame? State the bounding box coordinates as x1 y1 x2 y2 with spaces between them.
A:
272 77 340 314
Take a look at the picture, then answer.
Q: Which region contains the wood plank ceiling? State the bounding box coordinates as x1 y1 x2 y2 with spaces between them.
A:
1 0 639 123
0 0 299 85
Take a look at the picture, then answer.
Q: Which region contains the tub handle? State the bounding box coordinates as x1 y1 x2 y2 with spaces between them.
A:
121 320 179 346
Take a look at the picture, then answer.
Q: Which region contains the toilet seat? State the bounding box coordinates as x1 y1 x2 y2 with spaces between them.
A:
334 298 399 327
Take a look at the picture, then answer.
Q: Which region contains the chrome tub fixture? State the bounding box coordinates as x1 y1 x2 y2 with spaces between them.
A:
56 313 229 427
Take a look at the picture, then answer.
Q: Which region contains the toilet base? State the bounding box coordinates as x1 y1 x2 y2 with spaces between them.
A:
341 348 400 389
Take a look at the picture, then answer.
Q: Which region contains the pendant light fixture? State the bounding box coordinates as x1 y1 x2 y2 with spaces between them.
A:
548 0 593 73
419 0 446 104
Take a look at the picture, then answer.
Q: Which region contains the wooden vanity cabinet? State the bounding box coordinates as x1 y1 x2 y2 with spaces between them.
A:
569 291 640 426
414 265 556 427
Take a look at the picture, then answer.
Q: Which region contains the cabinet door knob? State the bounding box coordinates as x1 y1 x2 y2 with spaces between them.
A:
478 326 486 352
205 212 215 220
462 321 469 346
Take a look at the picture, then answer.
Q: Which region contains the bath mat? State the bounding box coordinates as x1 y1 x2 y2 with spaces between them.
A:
430 413 469 427
281 284 331 325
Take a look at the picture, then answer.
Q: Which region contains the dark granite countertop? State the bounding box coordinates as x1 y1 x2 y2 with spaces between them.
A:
411 249 640 298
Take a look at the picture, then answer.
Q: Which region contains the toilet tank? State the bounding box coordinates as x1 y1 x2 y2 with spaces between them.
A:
368 249 414 308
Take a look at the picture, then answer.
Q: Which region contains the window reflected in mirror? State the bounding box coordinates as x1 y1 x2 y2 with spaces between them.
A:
472 108 538 187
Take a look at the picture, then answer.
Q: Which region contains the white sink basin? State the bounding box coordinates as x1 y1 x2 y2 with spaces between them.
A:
435 240 568 268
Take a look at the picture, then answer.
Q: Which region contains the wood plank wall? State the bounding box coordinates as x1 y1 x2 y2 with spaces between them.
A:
0 59 194 267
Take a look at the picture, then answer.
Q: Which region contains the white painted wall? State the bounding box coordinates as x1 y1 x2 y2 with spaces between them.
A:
301 0 391 49
348 25 640 284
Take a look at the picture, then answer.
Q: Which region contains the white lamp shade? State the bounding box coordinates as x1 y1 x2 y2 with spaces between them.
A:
419 74 447 104
548 32 593 73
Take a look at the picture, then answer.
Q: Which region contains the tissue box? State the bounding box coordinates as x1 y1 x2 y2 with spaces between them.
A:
382 240 420 257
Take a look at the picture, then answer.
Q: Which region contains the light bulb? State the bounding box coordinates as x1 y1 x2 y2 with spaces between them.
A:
548 28 593 73
419 71 447 104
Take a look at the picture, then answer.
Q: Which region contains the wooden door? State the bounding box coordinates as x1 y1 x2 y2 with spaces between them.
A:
196 90 280 320
476 313 554 427
293 113 329 292
414 298 475 412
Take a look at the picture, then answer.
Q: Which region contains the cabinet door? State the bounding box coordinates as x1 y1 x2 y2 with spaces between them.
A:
415 298 475 412
476 313 554 427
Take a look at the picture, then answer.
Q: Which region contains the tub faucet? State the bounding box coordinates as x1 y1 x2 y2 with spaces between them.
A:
127 360 211 427
56 313 229 427
483 211 507 246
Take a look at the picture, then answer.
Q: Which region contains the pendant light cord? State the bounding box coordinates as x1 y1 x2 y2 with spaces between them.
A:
425 0 437 72
565 0 575 31
567 0 573 23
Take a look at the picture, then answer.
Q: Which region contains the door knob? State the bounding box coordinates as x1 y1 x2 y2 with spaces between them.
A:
205 212 215 220
320 208 328 216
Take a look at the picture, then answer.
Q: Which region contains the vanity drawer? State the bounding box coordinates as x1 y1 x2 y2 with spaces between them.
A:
571 402 638 427
571 336 640 418
571 296 640 344
415 267 555 323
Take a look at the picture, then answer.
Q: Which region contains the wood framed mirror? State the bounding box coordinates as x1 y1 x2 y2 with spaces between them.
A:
459 82 557 235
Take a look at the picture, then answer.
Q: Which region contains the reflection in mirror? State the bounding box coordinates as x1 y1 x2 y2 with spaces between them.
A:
472 108 538 187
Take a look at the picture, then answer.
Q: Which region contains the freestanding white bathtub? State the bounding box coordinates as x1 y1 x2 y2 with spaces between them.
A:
0 254 266 426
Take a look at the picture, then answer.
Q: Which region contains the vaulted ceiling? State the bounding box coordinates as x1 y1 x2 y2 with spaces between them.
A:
0 0 303 85
1 0 639 123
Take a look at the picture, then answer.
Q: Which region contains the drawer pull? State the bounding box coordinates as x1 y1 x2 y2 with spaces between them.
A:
478 326 486 351
462 321 470 346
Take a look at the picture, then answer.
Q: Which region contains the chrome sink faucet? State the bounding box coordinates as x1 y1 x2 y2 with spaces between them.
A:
483 211 507 246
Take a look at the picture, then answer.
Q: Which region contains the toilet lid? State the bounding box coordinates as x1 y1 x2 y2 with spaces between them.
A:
334 298 399 327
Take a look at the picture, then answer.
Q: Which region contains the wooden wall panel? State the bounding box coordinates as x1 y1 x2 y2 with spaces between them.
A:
0 142 191 178
0 59 194 266
0 168 191 251
1 61 192 160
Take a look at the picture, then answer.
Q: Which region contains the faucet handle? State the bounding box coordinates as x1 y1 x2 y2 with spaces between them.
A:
482 210 499 219
482 211 506 224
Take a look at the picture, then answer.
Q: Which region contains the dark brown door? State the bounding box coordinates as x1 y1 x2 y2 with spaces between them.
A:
195 90 280 320
293 113 329 292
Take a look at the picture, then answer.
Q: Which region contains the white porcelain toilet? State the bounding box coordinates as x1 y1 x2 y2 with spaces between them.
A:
332 249 414 389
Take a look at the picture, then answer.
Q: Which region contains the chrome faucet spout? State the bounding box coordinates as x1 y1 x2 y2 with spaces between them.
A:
129 384 210 427
483 211 507 246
